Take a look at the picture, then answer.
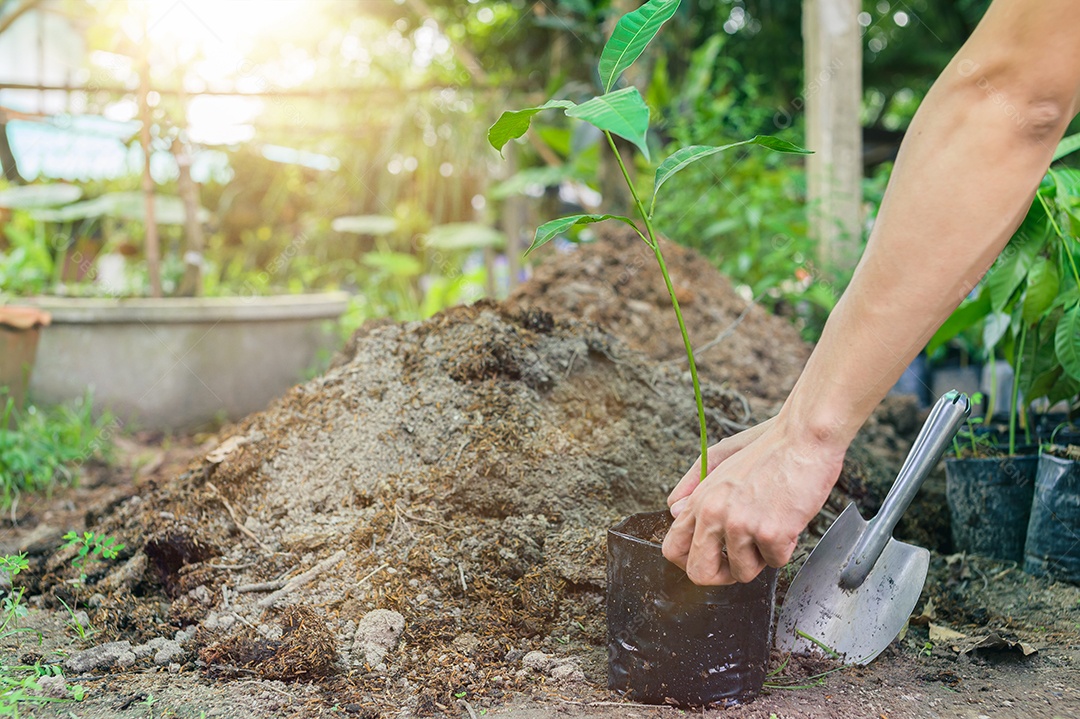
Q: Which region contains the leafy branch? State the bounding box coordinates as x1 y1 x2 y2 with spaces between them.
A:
488 0 809 480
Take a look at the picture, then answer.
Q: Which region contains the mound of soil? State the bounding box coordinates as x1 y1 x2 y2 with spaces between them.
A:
508 226 812 408
27 233 952 716
43 302 756 713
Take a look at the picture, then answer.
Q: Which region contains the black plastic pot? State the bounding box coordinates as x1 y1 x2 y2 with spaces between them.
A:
945 455 1038 561
607 511 777 707
1024 454 1080 584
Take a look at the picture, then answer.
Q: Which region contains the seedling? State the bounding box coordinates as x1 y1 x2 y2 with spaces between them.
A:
62 531 125 585
488 0 810 480
951 392 997 458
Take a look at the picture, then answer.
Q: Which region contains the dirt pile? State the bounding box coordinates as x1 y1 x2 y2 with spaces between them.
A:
508 226 812 408
42 302 754 714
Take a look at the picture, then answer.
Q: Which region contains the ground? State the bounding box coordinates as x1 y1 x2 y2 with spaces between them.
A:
1 233 1078 718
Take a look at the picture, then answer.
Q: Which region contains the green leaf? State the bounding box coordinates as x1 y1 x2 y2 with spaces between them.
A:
926 290 991 357
1022 256 1060 324
986 223 1048 313
651 136 811 212
1053 132 1080 162
1055 303 1080 381
566 87 651 160
527 214 639 256
599 0 681 93
487 100 576 153
982 312 1011 351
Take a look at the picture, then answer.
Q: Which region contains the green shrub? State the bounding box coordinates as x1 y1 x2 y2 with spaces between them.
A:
0 395 116 508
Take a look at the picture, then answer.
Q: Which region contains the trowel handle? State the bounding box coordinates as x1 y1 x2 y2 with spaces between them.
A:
839 390 970 589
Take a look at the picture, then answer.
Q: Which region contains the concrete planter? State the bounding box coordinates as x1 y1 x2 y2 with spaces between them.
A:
0 306 51 418
24 293 349 431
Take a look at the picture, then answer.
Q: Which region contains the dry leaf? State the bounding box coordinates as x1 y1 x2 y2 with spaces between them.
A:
206 435 248 464
928 623 967 644
959 632 1038 657
910 598 937 625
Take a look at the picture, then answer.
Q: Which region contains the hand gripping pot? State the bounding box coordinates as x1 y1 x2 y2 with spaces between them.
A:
607 511 777 707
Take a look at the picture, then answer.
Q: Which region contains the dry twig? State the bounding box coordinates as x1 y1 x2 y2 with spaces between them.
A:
257 550 348 609
205 482 273 554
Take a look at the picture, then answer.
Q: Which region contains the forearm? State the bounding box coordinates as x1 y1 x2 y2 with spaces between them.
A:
780 0 1080 450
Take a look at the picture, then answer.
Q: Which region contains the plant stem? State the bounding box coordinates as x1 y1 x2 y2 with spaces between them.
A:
1039 188 1080 289
604 131 709 481
1009 323 1026 456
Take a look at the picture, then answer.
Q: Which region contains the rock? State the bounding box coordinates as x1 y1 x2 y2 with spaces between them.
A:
351 609 405 670
153 640 184 666
63 641 133 674
521 651 556 672
452 633 481 655
36 674 68 698
116 651 136 668
521 650 584 682
88 593 107 609
168 662 182 674
550 662 585 682
203 612 237 631
187 585 213 606
174 628 195 646
258 624 283 641
71 611 90 631
133 637 170 660
132 636 185 666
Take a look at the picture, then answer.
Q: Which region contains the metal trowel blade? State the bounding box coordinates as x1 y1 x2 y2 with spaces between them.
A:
774 503 929 665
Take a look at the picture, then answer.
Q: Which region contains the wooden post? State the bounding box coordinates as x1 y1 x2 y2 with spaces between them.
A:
138 9 162 297
803 0 862 273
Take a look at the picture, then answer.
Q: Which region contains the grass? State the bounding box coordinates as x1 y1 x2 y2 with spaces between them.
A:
0 552 86 716
0 393 117 510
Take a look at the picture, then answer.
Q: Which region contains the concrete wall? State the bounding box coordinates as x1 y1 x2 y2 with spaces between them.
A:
27 293 349 431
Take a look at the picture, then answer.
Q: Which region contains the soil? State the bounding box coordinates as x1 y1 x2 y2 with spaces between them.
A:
507 226 811 409
0 236 1077 718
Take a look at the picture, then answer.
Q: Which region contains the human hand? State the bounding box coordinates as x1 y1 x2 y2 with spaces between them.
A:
661 418 847 585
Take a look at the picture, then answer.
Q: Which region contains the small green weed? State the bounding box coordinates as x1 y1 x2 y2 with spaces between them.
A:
61 531 125 584
0 554 86 716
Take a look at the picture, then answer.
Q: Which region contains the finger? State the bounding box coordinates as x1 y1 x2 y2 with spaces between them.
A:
684 518 730 586
670 497 688 518
758 533 799 569
724 536 768 584
661 512 695 571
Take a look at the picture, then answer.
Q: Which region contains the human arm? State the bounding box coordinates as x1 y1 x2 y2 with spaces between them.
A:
662 0 1080 585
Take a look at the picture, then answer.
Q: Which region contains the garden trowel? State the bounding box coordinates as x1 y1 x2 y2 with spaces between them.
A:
775 390 970 665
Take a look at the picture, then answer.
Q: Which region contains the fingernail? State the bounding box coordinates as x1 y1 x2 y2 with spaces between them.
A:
670 498 688 517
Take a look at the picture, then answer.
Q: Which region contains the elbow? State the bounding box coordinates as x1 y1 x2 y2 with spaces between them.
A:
1015 97 1072 145
949 57 1077 146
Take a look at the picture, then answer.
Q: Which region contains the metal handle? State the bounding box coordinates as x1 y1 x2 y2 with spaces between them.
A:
839 390 971 589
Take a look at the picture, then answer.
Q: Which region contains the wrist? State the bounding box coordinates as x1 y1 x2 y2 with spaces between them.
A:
774 397 856 461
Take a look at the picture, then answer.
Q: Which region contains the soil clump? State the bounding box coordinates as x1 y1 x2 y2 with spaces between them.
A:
507 225 811 408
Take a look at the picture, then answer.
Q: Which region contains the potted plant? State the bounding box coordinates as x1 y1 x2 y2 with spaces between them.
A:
488 0 809 706
1023 163 1080 583
0 304 51 424
935 147 1080 566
